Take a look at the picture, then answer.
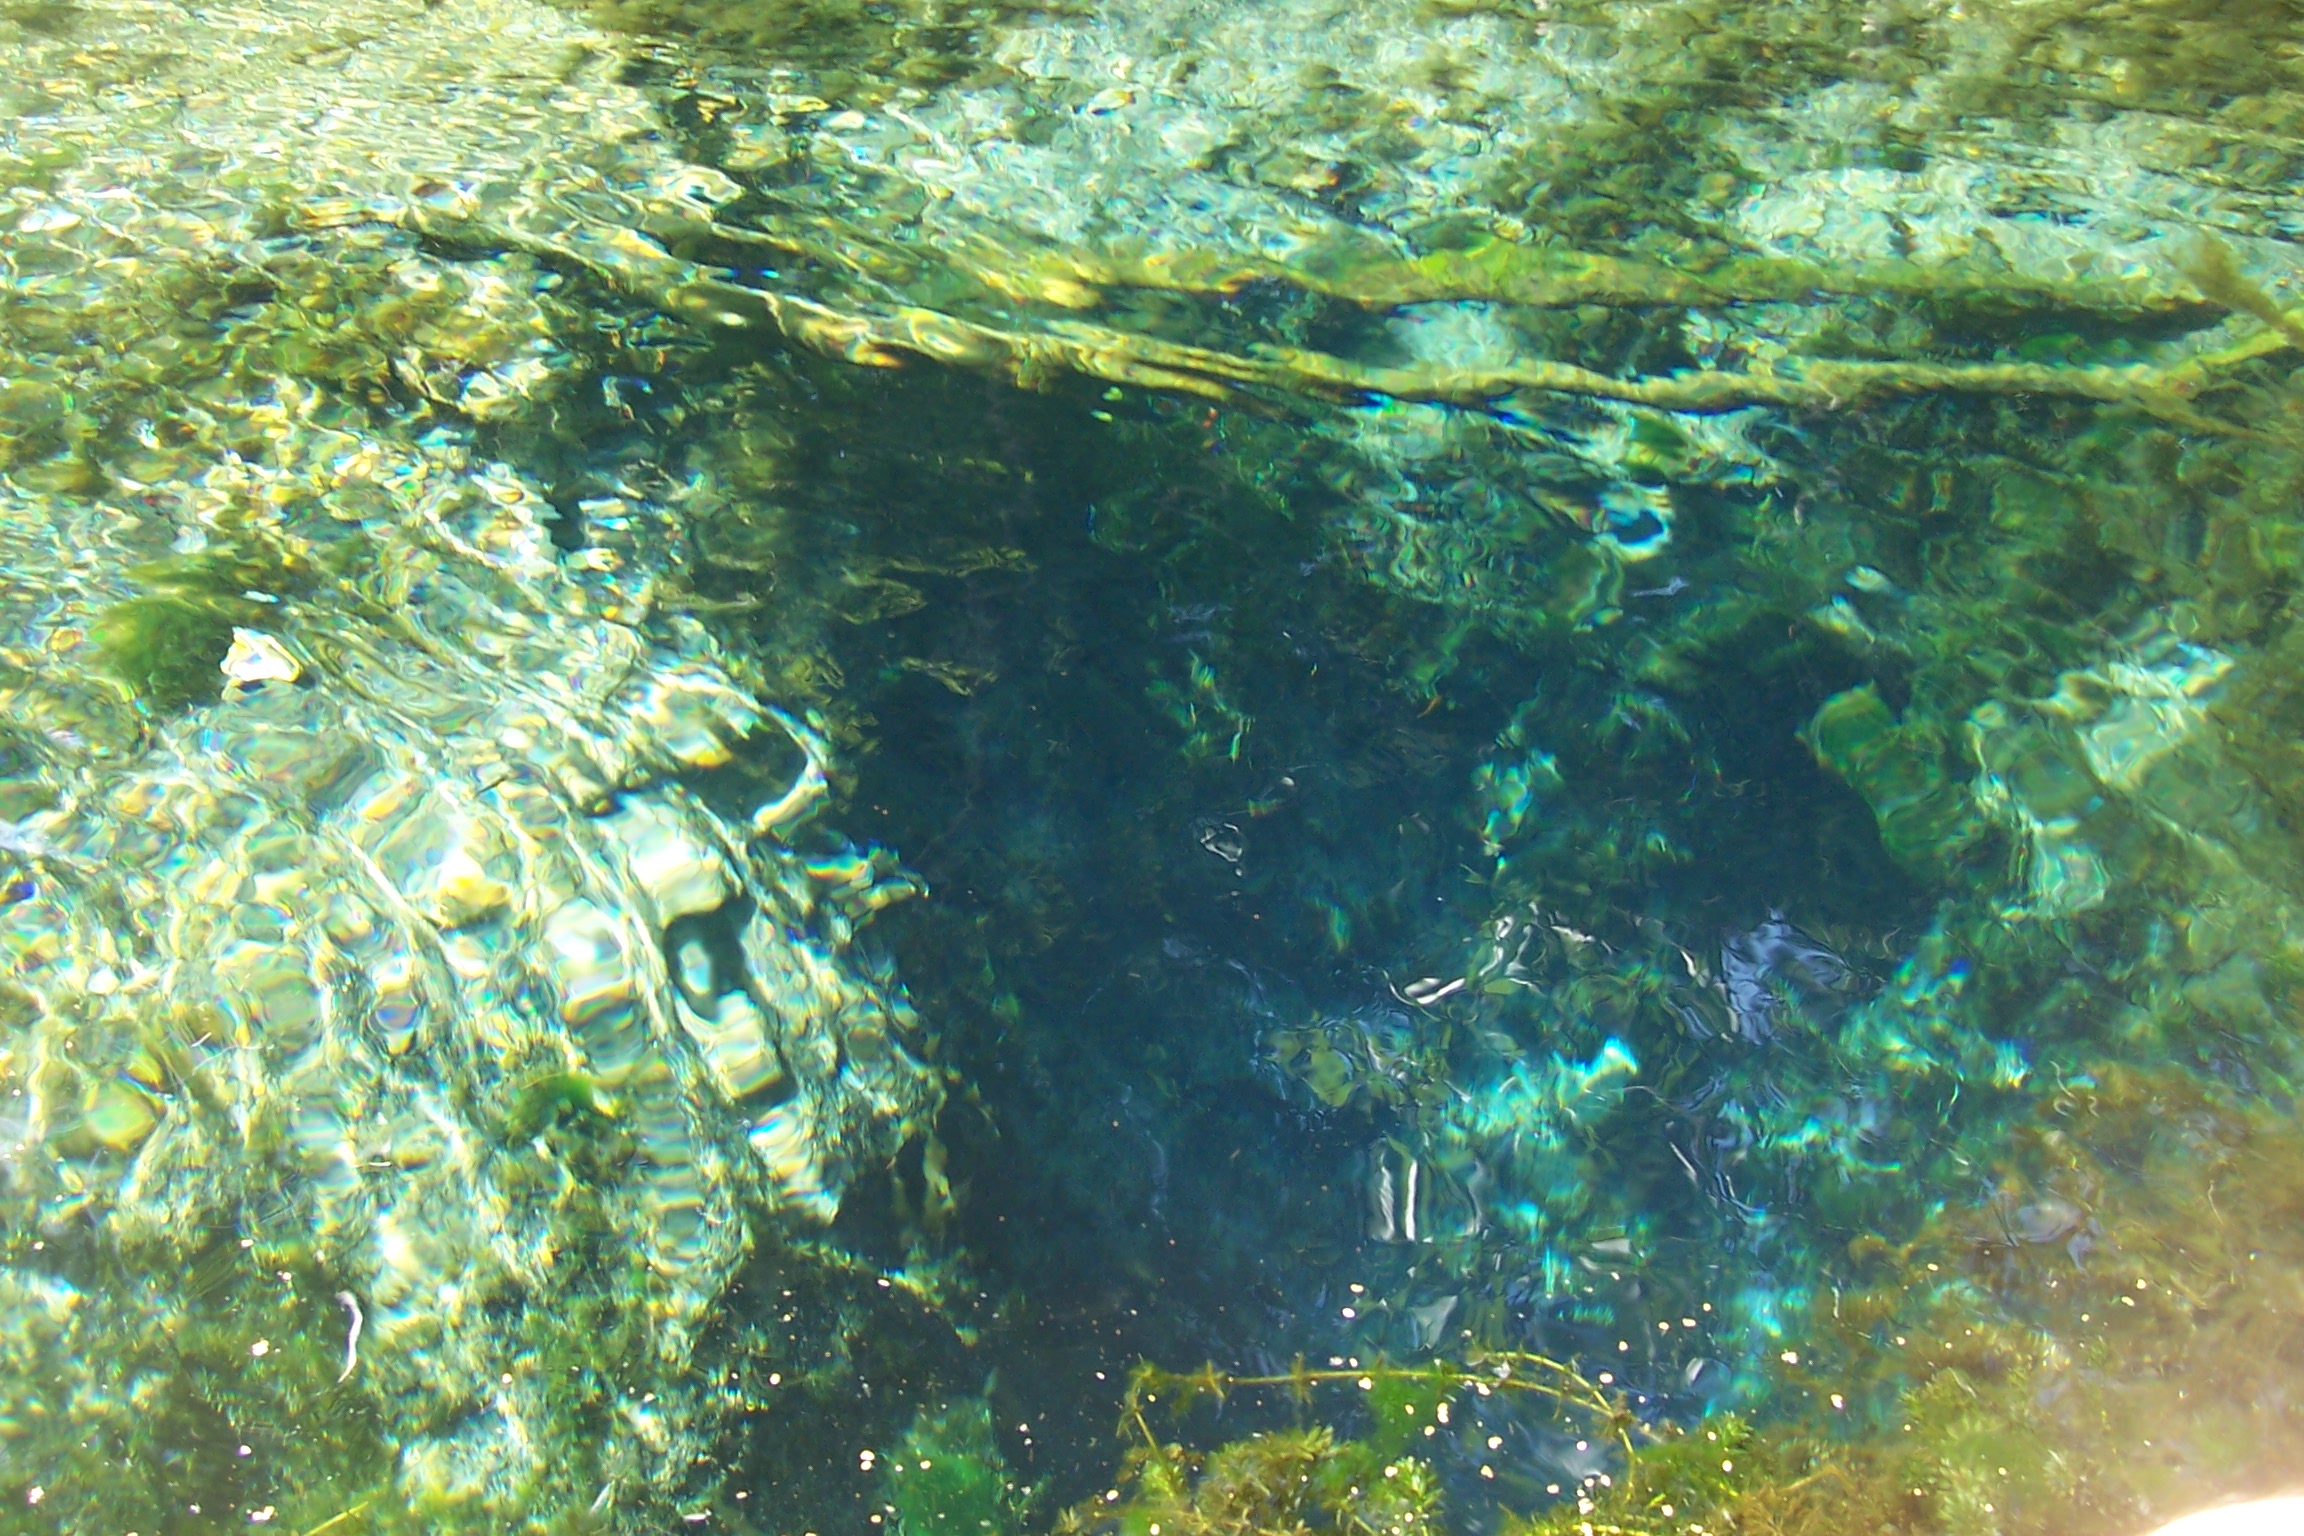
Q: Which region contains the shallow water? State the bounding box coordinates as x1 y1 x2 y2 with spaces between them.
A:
5 0 2304 1532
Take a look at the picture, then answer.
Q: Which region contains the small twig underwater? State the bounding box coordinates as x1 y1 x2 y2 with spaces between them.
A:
294 1501 371 1536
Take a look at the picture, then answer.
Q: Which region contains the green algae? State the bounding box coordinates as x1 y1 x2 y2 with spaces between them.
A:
93 587 265 709
1081 1425 1443 1536
501 1069 623 1145
93 540 315 709
1804 684 1982 882
883 1396 1033 1536
1071 1356 1617 1536
0 1228 395 1536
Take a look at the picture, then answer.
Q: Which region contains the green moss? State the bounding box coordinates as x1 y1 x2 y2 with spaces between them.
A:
501 1069 622 1145
881 1396 1028 1536
90 540 314 710
1804 684 1980 880
90 590 254 710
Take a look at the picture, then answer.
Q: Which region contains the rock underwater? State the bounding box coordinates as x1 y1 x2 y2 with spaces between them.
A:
0 0 938 1527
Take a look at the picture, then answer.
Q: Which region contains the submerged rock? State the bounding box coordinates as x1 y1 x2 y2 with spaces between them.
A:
0 416 938 1532
0 0 940 1527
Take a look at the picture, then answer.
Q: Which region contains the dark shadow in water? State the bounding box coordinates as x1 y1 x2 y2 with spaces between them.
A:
631 345 1932 1519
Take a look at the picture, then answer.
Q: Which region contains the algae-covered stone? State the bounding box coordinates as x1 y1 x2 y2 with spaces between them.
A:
0 1 943 1528
78 1078 159 1152
1806 683 1979 879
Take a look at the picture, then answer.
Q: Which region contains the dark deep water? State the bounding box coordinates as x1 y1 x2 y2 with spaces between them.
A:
676 358 1987 1523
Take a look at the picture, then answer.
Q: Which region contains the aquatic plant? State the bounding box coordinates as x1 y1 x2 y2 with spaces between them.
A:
1087 1064 2304 1536
882 1395 1035 1536
1068 1355 1619 1536
92 535 319 709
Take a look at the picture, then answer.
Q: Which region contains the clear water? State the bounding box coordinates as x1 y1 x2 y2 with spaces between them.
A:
4 1 2304 1533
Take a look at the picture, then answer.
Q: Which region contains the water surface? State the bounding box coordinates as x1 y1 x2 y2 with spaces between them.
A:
3 0 2304 1532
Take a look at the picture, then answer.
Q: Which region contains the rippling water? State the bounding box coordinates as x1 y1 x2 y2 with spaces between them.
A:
4 0 2304 1532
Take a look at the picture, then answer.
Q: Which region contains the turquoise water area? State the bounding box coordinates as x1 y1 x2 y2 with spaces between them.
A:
4 0 2304 1532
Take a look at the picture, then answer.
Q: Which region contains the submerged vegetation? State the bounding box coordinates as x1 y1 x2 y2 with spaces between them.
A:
1075 1061 2304 1536
883 1396 1037 1536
